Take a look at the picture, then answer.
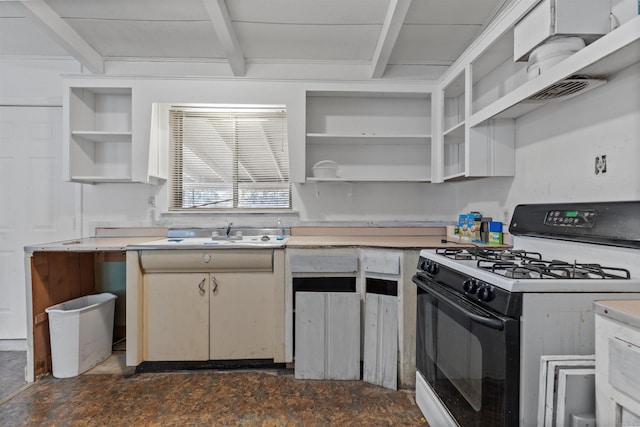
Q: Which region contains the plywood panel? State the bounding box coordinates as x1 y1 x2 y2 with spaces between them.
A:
31 252 50 316
31 252 51 377
30 251 97 378
79 252 96 297
49 253 75 304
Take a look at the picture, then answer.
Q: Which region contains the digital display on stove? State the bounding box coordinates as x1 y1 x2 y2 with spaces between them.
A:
544 209 597 227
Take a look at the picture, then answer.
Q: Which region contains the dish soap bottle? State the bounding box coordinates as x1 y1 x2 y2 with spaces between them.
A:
277 218 284 239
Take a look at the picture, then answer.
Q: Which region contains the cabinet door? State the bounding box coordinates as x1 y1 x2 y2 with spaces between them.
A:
294 292 360 380
363 293 398 390
209 272 274 360
143 273 209 361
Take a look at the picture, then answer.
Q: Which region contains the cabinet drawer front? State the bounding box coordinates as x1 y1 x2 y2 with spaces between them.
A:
363 252 400 275
289 255 358 273
609 337 640 398
140 249 272 272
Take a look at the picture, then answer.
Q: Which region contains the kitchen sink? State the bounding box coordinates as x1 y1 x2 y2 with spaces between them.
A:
131 228 288 249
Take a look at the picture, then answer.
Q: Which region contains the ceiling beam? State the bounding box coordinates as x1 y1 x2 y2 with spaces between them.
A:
202 0 245 77
370 0 412 79
19 0 104 74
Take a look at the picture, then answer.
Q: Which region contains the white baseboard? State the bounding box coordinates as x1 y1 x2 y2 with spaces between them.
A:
0 339 27 351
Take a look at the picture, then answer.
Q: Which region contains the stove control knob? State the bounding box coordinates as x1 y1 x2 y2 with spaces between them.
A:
426 262 439 275
418 259 429 271
477 285 494 302
463 279 478 294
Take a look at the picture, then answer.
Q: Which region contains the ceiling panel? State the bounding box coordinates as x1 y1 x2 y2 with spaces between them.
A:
237 23 381 61
63 19 225 58
2 0 515 79
0 3 70 56
227 0 387 24
45 0 209 21
405 0 507 25
390 24 484 63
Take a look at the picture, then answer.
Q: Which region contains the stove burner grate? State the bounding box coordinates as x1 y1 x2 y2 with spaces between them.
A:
477 259 631 280
436 247 632 280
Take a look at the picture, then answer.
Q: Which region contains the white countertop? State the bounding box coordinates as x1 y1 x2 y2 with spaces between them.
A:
23 226 506 251
594 300 640 329
24 236 166 252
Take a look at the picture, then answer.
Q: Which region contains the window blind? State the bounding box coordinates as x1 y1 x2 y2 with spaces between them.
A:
169 106 290 210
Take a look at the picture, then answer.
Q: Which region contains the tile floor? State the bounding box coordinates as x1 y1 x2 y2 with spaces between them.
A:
0 351 28 403
0 350 427 426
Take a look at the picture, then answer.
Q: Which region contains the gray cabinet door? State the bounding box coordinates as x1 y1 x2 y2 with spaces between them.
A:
295 292 360 380
363 293 398 390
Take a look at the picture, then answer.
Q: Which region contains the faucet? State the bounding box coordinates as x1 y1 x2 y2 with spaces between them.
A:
225 221 233 238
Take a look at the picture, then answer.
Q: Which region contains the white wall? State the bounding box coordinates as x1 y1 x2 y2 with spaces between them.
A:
69 64 640 233
0 58 81 340
0 57 81 105
2 55 638 341
454 63 640 223
2 58 639 234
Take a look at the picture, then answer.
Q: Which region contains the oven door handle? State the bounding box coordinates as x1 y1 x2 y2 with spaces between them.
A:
413 277 505 331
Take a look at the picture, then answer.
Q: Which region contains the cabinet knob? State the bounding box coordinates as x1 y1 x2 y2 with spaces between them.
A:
203 253 212 263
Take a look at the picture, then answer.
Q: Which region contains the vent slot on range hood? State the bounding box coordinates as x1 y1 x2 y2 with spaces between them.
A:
527 76 606 101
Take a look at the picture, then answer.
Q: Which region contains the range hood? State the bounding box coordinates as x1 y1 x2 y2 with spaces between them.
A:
527 75 606 101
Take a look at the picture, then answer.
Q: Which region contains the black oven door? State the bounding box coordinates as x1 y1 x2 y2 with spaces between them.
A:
414 276 520 427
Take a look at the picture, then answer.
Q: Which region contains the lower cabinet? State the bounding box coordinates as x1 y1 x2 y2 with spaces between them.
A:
143 271 274 361
209 272 274 360
595 301 640 426
144 273 210 361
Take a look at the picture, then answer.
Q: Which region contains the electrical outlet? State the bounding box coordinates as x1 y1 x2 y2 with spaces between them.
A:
594 155 607 174
503 209 510 224
147 195 157 207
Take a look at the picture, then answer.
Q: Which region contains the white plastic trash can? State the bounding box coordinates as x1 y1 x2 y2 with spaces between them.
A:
45 293 117 378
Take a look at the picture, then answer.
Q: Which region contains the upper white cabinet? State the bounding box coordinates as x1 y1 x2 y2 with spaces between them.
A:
66 86 132 183
433 0 640 182
441 71 466 181
469 15 640 126
63 79 166 184
304 91 432 182
512 0 610 62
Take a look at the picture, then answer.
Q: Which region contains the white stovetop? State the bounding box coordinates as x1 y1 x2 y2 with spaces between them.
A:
420 236 640 293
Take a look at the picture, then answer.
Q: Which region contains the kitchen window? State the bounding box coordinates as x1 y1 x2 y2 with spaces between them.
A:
169 105 290 210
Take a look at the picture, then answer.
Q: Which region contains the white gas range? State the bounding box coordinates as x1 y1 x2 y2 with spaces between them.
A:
413 201 640 427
